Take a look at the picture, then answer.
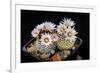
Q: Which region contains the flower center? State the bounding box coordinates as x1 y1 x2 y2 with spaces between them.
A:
44 37 49 43
60 27 65 32
68 32 73 37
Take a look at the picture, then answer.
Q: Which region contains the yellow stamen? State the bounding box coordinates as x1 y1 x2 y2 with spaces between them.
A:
44 38 49 43
60 27 65 32
68 32 73 37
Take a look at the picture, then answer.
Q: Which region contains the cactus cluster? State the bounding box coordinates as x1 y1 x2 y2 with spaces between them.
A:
27 18 78 60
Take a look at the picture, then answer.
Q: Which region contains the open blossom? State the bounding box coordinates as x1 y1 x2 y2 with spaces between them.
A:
60 18 75 27
57 24 67 34
31 28 40 38
65 26 78 41
36 22 56 32
40 33 53 46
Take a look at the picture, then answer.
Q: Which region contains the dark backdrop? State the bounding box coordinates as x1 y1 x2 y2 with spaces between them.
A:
21 10 90 63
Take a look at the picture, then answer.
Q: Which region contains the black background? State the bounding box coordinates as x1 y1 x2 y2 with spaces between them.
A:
21 10 90 63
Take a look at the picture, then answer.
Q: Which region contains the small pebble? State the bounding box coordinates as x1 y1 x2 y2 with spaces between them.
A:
51 50 55 54
72 46 75 50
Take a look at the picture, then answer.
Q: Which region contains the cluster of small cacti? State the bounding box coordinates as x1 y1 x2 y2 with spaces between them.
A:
26 18 78 60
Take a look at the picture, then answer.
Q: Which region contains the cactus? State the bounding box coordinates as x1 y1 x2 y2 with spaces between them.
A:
34 39 56 59
57 38 75 50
